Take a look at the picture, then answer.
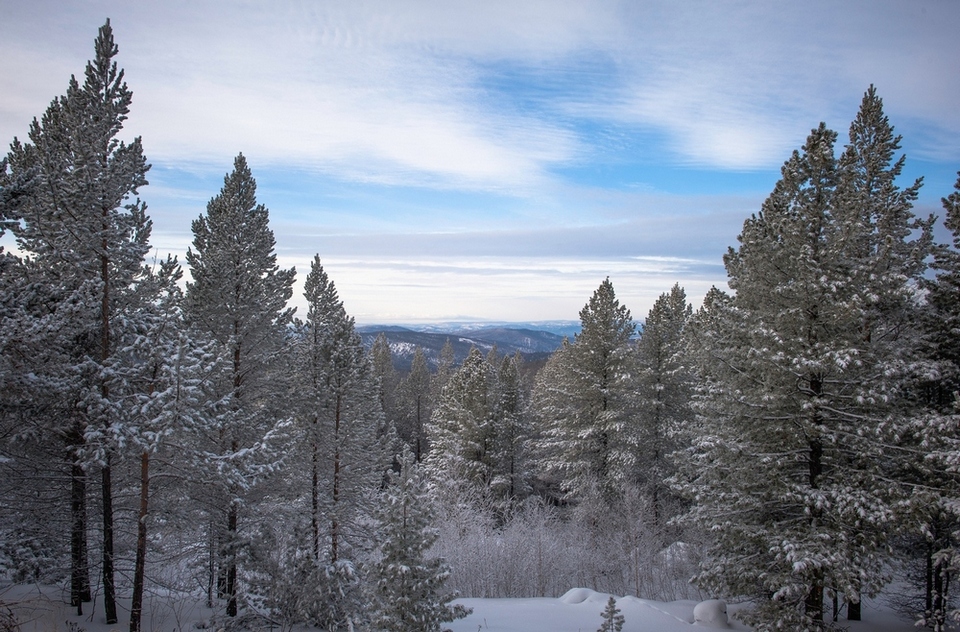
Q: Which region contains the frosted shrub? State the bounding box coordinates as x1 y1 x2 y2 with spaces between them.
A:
434 491 701 601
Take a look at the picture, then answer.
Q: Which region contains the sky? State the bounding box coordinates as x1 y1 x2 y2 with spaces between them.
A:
2 1 959 325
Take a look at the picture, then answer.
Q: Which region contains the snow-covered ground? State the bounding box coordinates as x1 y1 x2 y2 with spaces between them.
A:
0 584 923 631
450 588 919 632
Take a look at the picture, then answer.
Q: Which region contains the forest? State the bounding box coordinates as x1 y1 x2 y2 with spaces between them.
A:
2 19 960 632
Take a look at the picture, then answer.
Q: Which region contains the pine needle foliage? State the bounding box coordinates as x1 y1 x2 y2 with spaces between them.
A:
597 596 625 632
371 448 471 632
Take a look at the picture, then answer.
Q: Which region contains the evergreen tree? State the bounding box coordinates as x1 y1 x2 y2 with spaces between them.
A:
397 347 432 462
297 255 387 565
533 279 637 501
0 20 151 622
371 447 470 632
184 153 295 616
370 332 400 430
426 347 531 503
489 353 531 500
425 347 495 494
912 172 960 631
928 172 960 386
597 596 625 632
432 339 456 401
678 90 934 630
634 284 693 530
111 258 218 632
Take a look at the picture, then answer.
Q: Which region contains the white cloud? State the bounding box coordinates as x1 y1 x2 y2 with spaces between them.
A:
3 0 958 323
278 254 722 324
3 0 957 181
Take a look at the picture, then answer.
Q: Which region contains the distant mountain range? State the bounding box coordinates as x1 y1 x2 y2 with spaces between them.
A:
357 322 579 371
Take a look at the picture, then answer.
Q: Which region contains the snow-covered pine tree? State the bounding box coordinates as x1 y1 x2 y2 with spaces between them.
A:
0 170 87 596
184 153 295 616
831 85 935 623
432 338 456 402
370 332 400 432
371 447 470 632
425 347 495 495
927 172 960 393
0 20 151 622
532 278 638 502
910 172 960 631
247 255 388 630
678 90 934 630
597 596 625 632
109 257 218 632
428 345 532 504
297 255 387 565
490 352 531 501
396 347 432 462
634 284 693 531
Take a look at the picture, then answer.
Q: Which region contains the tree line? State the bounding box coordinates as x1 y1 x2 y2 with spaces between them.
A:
2 20 959 632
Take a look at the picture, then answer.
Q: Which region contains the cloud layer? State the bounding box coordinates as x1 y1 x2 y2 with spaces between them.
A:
2 0 958 322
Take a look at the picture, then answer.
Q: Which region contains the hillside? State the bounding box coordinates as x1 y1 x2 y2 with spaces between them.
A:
357 323 575 371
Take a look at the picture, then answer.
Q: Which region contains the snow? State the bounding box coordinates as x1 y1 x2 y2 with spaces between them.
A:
446 589 918 632
0 585 924 632
447 591 749 632
692 599 729 628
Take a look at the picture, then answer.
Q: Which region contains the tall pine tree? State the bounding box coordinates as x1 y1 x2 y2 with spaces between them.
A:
635 284 692 530
533 279 637 501
184 153 295 616
0 20 151 622
678 90 934 630
397 347 433 462
297 255 387 565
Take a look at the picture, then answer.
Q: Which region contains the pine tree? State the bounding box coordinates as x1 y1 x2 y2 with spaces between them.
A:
397 347 432 462
432 338 456 400
533 279 637 501
425 347 495 494
678 90 934 630
371 447 471 632
634 284 693 530
489 353 531 500
928 172 960 384
911 172 960 631
370 332 400 430
112 258 217 632
184 153 295 616
597 596 625 632
0 20 151 622
297 255 386 566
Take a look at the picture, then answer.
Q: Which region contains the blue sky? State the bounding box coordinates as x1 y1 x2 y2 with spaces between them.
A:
2 1 958 324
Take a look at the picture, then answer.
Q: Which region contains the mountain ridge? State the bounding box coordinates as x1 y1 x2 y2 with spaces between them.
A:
357 322 577 371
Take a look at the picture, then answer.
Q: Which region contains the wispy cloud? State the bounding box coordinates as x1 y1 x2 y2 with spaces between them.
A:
2 0 957 322
279 254 723 324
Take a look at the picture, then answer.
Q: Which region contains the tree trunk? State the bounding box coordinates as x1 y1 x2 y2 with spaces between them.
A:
806 432 823 624
312 435 320 560
102 457 118 624
847 597 861 621
206 521 216 608
70 432 91 614
99 248 118 625
225 502 238 617
805 573 824 624
130 451 150 632
932 553 947 630
331 396 341 564
415 394 422 462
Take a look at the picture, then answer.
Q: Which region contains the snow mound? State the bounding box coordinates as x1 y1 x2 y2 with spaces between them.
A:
693 599 730 628
559 587 610 604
